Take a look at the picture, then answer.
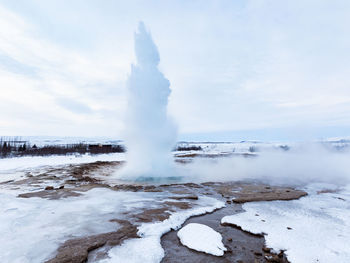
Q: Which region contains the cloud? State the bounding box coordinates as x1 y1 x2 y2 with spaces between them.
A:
55 97 92 115
0 0 349 139
0 4 126 136
0 53 37 76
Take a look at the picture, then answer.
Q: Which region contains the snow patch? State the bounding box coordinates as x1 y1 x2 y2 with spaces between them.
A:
221 184 350 263
177 223 226 256
101 196 225 263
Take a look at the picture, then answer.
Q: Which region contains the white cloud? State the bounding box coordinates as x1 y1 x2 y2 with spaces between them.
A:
0 0 350 139
0 4 127 136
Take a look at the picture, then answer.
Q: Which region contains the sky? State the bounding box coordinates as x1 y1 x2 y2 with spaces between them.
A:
0 0 350 141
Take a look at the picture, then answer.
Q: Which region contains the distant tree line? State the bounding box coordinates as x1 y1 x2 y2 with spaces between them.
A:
175 145 202 151
0 137 125 158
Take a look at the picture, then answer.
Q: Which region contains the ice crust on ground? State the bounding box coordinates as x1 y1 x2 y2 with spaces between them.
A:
221 184 350 263
100 196 225 263
0 188 162 263
177 223 227 256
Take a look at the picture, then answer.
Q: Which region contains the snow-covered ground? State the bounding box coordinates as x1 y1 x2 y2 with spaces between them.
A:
1 140 350 263
177 223 226 256
175 141 283 155
177 139 350 156
0 152 225 263
0 153 125 174
0 188 165 263
221 183 350 263
99 197 225 263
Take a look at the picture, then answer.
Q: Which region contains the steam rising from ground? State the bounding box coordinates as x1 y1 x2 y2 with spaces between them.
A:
122 22 177 178
181 143 350 186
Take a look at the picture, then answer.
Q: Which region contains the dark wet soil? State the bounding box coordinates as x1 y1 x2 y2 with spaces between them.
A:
18 188 81 199
215 183 308 203
46 219 138 263
161 203 289 263
12 161 124 197
14 161 307 204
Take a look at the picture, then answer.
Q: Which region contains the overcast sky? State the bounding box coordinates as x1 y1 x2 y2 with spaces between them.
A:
0 0 350 141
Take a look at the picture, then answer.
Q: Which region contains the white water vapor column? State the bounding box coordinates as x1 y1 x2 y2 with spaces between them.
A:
123 22 177 178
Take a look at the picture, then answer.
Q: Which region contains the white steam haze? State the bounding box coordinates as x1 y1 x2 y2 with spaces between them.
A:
177 143 350 186
121 22 177 178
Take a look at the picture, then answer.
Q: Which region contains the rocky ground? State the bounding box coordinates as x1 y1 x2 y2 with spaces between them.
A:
1 160 307 263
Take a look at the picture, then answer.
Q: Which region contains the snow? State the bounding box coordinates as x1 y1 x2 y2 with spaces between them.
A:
0 188 163 263
0 170 26 183
100 197 225 263
176 140 350 157
177 223 227 256
0 153 125 172
175 141 278 155
221 184 350 263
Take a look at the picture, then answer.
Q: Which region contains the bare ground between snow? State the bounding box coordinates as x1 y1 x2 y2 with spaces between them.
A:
1 160 307 263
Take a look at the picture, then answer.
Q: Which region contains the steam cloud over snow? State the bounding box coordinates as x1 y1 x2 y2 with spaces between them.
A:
122 22 177 178
183 143 350 186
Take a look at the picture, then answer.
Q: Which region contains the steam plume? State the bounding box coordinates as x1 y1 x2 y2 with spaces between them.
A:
122 22 177 178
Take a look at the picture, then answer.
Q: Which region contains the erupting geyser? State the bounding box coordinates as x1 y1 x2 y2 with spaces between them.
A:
123 22 177 179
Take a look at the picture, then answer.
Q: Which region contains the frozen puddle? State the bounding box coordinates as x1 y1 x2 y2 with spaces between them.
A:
177 223 227 256
221 184 350 263
99 197 225 263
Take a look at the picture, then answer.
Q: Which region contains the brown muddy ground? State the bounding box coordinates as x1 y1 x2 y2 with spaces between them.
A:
2 160 306 263
161 204 289 263
46 219 139 263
